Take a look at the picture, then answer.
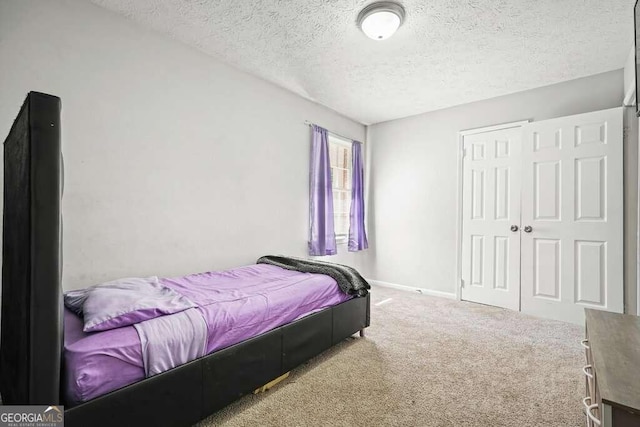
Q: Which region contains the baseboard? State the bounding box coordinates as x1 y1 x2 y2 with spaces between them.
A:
367 279 457 300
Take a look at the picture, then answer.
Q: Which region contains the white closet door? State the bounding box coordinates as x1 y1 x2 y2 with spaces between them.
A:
461 127 522 311
520 108 623 323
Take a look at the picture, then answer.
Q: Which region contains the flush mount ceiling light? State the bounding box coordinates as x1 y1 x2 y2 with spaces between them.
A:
357 2 406 41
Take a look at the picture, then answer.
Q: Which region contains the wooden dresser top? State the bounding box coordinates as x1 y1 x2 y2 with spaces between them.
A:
585 309 640 413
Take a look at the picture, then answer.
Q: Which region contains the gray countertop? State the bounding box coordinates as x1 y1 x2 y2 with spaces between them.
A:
585 309 640 414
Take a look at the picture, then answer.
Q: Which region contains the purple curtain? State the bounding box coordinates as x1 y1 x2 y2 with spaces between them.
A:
308 125 337 256
348 141 368 252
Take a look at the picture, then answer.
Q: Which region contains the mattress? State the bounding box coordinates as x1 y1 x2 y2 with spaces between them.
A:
63 264 351 404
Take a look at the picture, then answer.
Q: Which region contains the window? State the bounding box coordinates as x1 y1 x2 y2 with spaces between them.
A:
328 135 352 243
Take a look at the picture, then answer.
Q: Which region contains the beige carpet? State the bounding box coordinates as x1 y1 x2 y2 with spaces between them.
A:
197 286 584 427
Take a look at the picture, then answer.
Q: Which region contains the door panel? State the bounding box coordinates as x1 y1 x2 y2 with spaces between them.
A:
520 108 623 323
574 240 606 305
470 235 484 286
493 236 509 289
534 161 561 220
495 167 510 220
471 169 485 219
461 127 522 310
575 156 606 221
533 238 561 300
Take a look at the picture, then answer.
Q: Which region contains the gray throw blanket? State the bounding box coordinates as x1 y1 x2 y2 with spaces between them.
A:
257 255 370 297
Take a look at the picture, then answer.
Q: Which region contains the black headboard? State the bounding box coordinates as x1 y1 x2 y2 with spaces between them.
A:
0 92 62 404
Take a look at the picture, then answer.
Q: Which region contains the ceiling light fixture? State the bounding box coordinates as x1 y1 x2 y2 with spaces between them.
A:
357 2 406 41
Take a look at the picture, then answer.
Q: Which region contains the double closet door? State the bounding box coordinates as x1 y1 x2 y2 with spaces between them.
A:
460 108 623 323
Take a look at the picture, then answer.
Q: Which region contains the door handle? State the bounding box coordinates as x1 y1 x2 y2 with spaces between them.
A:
524 226 532 233
510 225 519 232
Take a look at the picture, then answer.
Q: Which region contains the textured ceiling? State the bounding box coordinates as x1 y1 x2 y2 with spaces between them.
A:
90 0 633 124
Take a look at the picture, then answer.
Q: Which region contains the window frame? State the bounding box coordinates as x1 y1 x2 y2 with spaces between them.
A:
327 134 353 245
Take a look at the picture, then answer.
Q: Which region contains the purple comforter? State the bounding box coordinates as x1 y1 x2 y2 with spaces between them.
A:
63 264 351 404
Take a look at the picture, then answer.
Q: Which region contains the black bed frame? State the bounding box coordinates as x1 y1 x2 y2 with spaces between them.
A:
0 92 371 427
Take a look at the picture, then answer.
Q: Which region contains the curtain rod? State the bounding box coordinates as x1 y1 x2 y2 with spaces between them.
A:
304 120 362 143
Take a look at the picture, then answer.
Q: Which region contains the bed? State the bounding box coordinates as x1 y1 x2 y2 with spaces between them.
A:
0 92 371 427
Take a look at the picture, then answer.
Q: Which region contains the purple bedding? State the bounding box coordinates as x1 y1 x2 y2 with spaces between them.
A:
63 264 351 404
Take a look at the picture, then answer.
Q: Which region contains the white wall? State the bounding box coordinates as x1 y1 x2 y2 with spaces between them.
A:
623 103 639 316
0 0 367 290
367 70 629 303
624 47 636 106
0 0 630 307
623 45 640 315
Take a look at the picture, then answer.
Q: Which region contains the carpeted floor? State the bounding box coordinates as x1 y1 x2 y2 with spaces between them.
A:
197 286 584 427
